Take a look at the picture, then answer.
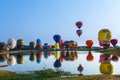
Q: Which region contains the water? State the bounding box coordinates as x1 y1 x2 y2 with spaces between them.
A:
0 51 120 75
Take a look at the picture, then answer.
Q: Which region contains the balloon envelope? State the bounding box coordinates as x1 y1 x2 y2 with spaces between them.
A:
53 34 61 43
86 40 93 48
76 21 83 29
29 41 36 49
98 29 112 44
17 39 24 49
7 38 16 49
36 39 41 44
76 29 82 37
110 39 118 47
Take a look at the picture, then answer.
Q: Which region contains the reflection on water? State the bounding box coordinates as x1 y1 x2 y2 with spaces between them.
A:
0 51 120 75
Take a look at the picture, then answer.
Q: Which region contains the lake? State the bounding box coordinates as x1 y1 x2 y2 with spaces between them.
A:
0 51 120 75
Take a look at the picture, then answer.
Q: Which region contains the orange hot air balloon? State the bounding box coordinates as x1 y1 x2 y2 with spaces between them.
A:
86 40 93 48
86 51 94 61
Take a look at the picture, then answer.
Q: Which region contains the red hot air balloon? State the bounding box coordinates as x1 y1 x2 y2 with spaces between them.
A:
86 40 93 49
110 39 118 47
76 29 82 37
76 21 83 29
103 43 110 49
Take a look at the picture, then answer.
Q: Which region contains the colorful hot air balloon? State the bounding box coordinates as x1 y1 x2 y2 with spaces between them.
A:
53 34 61 43
76 29 82 37
0 42 5 50
17 39 24 50
98 29 112 44
110 39 118 47
36 39 41 44
7 38 16 49
86 40 93 49
76 21 83 29
29 41 36 49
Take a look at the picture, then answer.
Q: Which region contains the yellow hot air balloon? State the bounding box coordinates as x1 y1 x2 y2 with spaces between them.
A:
98 29 112 44
100 62 114 74
54 43 59 49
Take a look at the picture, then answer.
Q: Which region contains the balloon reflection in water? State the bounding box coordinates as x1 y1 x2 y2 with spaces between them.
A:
86 51 94 61
29 52 36 62
54 51 60 59
0 54 7 62
17 53 24 64
7 55 16 66
78 64 84 75
36 51 42 64
99 54 114 74
54 59 61 68
111 55 119 62
59 51 78 62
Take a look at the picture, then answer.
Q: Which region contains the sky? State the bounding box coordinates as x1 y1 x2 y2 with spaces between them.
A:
0 0 120 46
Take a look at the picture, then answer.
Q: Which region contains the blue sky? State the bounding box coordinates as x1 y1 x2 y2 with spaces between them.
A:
0 0 120 46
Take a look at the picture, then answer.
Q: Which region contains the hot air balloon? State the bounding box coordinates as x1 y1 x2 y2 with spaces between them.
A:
76 21 83 29
36 39 41 44
54 59 61 68
54 43 60 49
110 39 118 47
7 38 16 49
64 41 69 49
53 34 61 43
29 41 36 49
98 29 112 44
0 42 5 50
86 51 94 61
76 29 82 37
86 40 93 49
17 39 24 50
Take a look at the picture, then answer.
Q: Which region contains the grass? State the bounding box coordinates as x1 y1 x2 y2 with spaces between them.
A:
1 69 120 80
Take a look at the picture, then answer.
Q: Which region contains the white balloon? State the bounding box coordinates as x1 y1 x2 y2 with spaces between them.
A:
7 55 16 66
7 38 16 49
